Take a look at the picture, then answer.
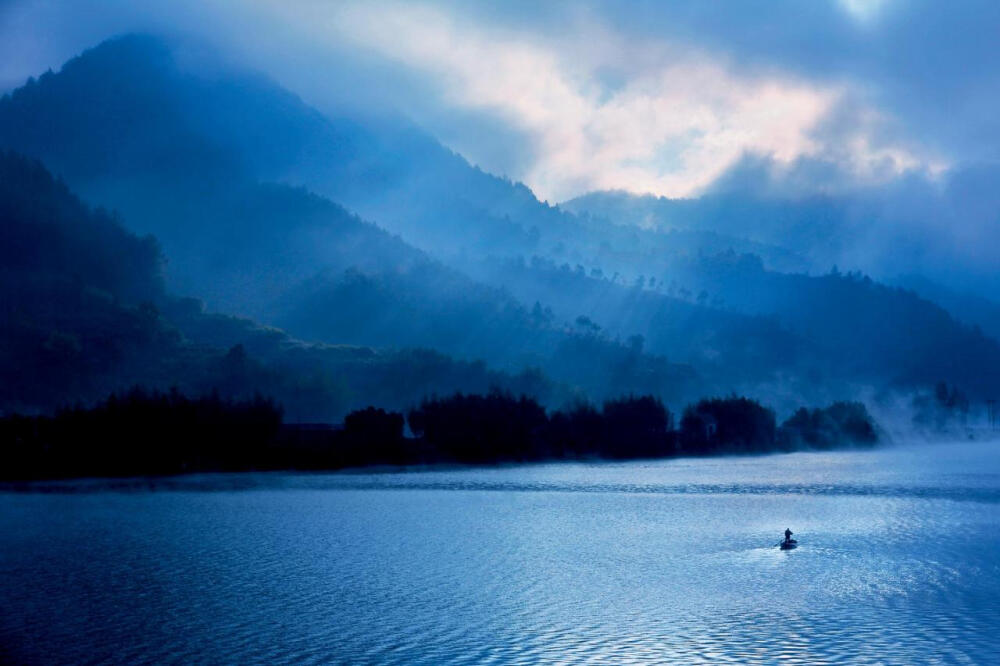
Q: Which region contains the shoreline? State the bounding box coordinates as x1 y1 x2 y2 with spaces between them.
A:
5 438 990 493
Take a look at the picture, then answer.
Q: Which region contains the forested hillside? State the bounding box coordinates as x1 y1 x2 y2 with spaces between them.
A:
2 34 996 412
0 151 573 418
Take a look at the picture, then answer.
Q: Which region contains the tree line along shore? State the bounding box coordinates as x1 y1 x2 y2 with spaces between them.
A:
0 388 879 481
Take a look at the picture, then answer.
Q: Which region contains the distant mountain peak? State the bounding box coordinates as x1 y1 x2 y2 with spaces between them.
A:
60 33 174 77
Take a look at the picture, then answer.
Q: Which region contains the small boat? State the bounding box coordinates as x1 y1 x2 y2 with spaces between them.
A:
779 539 798 550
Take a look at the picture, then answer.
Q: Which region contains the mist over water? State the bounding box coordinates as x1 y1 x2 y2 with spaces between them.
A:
3 440 999 664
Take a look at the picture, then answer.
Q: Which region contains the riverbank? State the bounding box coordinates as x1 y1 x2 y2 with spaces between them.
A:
1 388 880 481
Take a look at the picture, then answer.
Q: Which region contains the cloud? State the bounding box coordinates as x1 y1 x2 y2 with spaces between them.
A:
0 0 993 201
277 1 935 201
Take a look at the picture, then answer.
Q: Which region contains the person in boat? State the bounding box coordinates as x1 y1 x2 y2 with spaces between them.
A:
784 528 793 544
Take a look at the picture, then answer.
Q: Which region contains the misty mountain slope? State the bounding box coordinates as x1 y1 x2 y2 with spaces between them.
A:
0 36 503 320
563 190 878 272
0 34 804 283
0 34 808 309
154 180 434 315
892 274 1000 343
0 151 165 305
0 35 543 262
0 35 435 313
0 40 703 404
563 187 1000 299
482 258 802 372
270 265 701 403
657 252 1000 396
559 192 1000 397
561 194 810 274
0 149 191 410
3 34 996 405
0 150 580 419
480 252 1000 399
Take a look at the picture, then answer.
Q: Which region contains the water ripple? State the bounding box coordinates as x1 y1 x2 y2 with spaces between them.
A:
5 474 1000 504
2 445 1000 663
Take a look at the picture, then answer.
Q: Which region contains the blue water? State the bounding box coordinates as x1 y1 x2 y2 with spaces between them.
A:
2 440 999 664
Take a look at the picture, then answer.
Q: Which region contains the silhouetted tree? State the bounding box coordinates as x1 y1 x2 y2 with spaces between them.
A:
408 390 547 463
543 402 604 458
341 406 408 465
680 396 776 455
0 386 883 480
601 395 673 458
0 387 282 479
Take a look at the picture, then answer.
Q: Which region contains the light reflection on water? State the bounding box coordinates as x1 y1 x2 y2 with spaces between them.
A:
1 440 999 664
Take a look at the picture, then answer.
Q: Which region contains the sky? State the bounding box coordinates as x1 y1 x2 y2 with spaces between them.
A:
1 0 998 202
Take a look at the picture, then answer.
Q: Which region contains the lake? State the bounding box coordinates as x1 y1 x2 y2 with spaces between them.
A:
2 440 999 664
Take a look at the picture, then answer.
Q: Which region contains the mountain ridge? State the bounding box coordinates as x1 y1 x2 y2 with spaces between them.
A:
2 33 997 410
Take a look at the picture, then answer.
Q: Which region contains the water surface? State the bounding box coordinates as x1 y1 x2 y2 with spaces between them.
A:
2 441 999 664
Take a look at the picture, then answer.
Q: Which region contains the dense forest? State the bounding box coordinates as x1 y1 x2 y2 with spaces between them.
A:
0 389 878 481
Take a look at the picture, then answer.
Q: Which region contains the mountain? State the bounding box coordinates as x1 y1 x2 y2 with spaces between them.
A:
659 254 1000 396
0 150 169 411
3 34 998 408
562 186 1000 299
0 36 428 311
0 35 539 264
892 274 1000 343
562 190 846 270
0 37 702 405
0 36 808 284
0 150 574 419
561 192 1000 399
